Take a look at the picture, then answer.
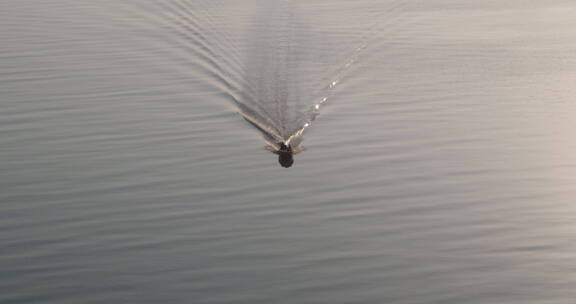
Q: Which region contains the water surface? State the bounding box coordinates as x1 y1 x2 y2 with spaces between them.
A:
2 0 576 303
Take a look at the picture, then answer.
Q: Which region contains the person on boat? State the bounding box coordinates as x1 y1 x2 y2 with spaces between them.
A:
277 142 294 168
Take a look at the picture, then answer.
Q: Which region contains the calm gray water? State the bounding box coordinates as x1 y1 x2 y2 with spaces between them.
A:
2 0 576 303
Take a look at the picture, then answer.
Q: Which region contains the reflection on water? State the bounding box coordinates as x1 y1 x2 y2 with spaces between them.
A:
2 0 576 303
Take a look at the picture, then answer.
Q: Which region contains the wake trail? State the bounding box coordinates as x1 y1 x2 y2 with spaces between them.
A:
283 0 411 145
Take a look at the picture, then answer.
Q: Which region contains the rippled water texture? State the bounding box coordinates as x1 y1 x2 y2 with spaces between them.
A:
2 0 576 303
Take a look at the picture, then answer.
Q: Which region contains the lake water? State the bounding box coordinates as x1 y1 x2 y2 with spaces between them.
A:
2 0 576 303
